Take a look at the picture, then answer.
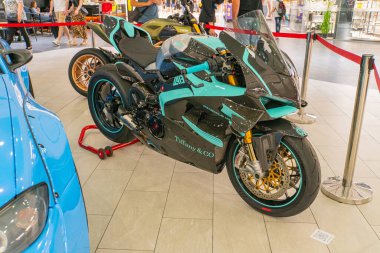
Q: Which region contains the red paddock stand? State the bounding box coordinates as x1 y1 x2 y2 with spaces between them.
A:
78 125 140 159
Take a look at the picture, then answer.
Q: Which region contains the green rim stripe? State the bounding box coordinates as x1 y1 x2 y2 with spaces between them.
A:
232 141 303 208
91 79 123 134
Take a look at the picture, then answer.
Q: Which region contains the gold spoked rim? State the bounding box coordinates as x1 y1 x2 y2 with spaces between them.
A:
238 145 301 201
72 54 105 92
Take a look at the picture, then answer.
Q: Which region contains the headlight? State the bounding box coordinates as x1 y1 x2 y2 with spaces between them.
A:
0 184 48 253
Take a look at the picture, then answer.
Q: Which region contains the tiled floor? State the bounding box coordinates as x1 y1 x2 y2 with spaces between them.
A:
30 46 380 253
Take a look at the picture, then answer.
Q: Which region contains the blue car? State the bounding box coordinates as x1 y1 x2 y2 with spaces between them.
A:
0 40 89 252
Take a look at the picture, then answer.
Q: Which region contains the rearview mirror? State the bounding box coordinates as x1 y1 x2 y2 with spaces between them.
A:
2 49 33 72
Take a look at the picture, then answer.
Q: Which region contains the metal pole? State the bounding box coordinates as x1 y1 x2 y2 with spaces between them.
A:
286 30 317 124
91 28 95 48
321 54 374 205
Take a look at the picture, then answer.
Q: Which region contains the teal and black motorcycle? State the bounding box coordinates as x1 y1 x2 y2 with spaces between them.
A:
87 11 320 217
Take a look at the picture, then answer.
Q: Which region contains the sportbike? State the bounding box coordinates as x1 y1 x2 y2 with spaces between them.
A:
87 10 320 217
68 0 202 97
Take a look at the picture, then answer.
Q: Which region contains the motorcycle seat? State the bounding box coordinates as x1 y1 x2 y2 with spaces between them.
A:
119 37 159 68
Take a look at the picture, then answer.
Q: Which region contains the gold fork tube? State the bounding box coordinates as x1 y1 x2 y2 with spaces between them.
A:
244 131 257 161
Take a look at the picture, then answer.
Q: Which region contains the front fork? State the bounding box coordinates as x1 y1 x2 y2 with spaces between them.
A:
241 130 265 179
244 130 257 161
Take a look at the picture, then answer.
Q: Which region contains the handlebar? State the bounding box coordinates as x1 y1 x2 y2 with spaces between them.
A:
181 61 210 75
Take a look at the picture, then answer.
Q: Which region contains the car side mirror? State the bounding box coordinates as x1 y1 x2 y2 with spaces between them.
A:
2 49 33 72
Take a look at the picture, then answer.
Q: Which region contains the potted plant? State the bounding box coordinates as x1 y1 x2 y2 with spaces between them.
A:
321 1 334 38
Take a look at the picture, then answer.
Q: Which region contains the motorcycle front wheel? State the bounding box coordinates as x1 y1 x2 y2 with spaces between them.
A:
226 136 320 217
68 48 111 97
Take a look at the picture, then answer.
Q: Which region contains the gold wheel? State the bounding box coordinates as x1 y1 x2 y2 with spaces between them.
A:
72 54 105 92
238 145 300 201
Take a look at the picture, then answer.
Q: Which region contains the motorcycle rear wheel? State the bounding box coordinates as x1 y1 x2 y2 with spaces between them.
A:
69 48 111 97
88 64 134 143
226 136 320 217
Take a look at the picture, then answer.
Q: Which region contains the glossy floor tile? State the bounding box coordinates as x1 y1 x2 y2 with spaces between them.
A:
164 172 213 219
83 170 133 215
213 194 271 253
99 191 167 250
88 215 111 253
155 218 212 253
30 37 380 253
266 222 329 253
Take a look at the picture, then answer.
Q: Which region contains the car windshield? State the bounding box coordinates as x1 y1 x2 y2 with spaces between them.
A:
223 10 290 76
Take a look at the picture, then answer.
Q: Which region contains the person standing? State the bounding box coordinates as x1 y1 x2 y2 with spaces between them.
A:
49 0 72 46
231 0 263 46
130 0 160 23
199 0 218 36
231 0 263 20
69 0 87 46
270 0 284 32
4 0 32 50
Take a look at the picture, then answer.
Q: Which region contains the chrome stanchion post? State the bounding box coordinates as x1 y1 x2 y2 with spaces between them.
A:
286 30 317 124
321 54 374 204
91 21 95 48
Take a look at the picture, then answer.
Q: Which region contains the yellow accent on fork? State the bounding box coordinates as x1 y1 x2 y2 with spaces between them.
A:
227 75 238 86
193 24 201 34
244 130 257 161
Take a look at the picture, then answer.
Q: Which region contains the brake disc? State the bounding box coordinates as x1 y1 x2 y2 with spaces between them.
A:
238 149 291 200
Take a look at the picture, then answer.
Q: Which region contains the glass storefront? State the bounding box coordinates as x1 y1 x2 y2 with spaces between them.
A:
289 0 338 36
287 0 380 40
349 0 380 40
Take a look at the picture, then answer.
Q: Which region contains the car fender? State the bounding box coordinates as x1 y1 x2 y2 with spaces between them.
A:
23 95 77 199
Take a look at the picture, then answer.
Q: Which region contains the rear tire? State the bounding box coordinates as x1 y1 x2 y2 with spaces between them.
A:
226 136 320 217
88 64 134 143
69 48 111 97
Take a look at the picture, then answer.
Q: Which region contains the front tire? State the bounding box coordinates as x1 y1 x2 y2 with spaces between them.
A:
69 48 111 97
88 64 134 143
226 136 320 217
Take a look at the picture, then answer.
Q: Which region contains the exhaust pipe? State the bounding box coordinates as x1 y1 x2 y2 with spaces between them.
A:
117 112 138 131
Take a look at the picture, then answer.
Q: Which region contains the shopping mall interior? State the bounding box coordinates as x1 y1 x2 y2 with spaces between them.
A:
0 1 380 253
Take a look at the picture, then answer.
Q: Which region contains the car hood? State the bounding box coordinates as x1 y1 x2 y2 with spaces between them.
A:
0 83 16 206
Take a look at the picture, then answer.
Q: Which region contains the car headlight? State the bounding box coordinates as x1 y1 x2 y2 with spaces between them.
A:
0 184 48 253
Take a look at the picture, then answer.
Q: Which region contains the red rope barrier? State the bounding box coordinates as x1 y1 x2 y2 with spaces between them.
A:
204 24 307 39
315 35 362 64
316 35 379 91
0 21 87 28
272 32 307 39
0 21 377 91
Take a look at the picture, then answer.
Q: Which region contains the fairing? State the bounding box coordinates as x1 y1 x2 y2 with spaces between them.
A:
219 11 300 105
141 18 193 41
157 33 221 69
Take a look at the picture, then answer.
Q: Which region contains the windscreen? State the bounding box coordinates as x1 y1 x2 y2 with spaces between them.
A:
224 10 290 76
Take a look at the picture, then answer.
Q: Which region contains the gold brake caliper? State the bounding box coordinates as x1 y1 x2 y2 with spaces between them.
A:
240 131 291 200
